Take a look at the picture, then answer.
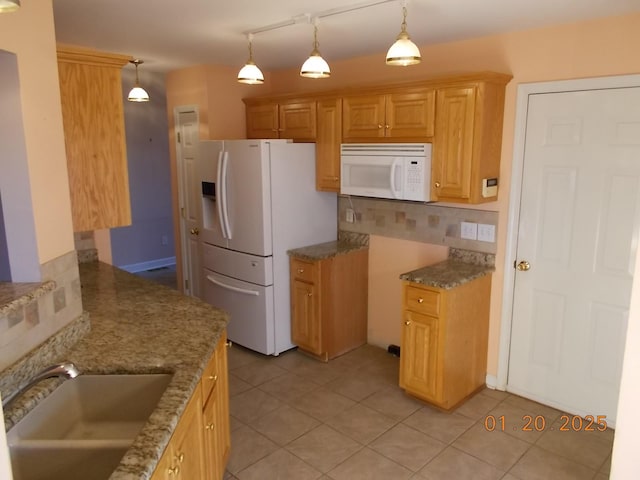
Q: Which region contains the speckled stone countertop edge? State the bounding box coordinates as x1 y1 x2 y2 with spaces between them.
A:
400 259 495 290
2 261 230 480
288 240 369 261
0 281 56 316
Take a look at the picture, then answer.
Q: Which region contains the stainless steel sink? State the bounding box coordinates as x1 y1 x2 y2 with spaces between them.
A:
7 374 173 480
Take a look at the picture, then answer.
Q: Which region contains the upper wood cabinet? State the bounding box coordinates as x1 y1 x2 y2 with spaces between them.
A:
342 89 435 141
431 79 507 203
245 99 317 140
315 98 342 192
57 45 132 232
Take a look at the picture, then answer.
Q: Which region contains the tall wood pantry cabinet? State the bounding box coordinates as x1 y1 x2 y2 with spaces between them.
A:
57 45 132 232
400 275 492 410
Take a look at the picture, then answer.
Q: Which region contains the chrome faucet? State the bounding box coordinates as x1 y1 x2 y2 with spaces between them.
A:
2 362 81 410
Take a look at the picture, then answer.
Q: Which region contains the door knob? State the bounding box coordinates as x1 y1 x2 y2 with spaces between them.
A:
190 227 200 235
516 261 531 271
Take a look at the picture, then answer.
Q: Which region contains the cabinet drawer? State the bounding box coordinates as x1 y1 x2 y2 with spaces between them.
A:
405 285 440 316
291 258 315 283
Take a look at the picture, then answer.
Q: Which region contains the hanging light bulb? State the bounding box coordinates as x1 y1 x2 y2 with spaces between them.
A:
300 19 330 79
386 1 421 66
0 0 20 13
237 34 265 85
127 59 150 102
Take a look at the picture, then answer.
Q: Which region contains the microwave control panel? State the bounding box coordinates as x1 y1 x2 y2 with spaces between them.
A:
404 158 426 200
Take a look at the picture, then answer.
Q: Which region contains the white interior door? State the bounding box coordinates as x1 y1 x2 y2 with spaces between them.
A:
508 87 640 425
175 108 201 297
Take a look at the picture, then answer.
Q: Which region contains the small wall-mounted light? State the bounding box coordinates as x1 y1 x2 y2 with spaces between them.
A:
0 0 20 13
127 59 150 102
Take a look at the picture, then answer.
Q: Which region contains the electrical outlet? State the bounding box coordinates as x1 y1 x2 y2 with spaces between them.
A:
477 224 496 243
346 208 355 223
460 222 478 240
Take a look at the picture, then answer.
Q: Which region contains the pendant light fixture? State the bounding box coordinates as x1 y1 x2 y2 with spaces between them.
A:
0 0 20 13
127 59 150 102
300 19 330 79
386 0 421 66
237 34 264 85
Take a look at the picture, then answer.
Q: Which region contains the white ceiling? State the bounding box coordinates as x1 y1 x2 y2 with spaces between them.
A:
52 0 640 73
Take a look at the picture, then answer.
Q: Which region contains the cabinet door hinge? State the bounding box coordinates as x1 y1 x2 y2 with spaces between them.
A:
185 279 189 290
177 131 182 143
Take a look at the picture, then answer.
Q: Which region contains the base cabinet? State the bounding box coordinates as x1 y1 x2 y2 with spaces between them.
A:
399 276 491 409
290 248 368 361
151 332 230 480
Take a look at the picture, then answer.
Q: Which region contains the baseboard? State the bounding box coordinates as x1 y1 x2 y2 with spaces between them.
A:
485 374 499 390
118 256 176 273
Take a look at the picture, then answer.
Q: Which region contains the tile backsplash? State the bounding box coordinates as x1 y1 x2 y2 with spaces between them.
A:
338 196 499 254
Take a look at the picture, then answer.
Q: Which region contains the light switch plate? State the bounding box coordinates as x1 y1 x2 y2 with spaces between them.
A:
478 224 496 243
346 208 355 223
460 222 478 240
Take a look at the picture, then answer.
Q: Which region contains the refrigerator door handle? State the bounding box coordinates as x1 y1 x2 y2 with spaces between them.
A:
389 157 402 199
220 151 233 239
216 150 228 239
206 275 260 296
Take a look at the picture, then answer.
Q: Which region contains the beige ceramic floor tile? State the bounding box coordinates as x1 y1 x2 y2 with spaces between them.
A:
485 401 551 444
228 372 252 397
286 424 362 473
369 423 446 472
453 422 530 471
594 474 609 480
600 454 612 475
455 391 502 420
503 395 562 423
418 446 504 480
236 448 322 480
226 425 279 475
325 403 398 444
227 345 263 370
228 388 282 424
328 447 413 480
509 445 597 480
481 387 510 402
287 360 346 386
325 371 389 401
362 385 423 421
403 406 475 444
229 414 244 432
231 359 287 386
535 417 613 470
294 387 356 421
251 404 320 446
258 371 319 403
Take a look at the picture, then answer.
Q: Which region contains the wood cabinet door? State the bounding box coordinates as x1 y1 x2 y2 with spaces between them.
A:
202 392 220 480
174 393 205 480
215 334 230 474
400 310 440 401
386 90 435 138
279 100 317 140
342 94 386 140
316 98 342 192
246 103 279 139
432 86 476 201
291 279 321 354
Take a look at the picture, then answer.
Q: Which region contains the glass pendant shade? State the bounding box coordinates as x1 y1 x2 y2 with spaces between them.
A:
386 6 421 66
127 60 150 102
300 25 330 79
238 35 264 85
0 0 20 12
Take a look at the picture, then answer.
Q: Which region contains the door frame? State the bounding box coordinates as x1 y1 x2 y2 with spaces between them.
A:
497 74 640 390
174 105 199 295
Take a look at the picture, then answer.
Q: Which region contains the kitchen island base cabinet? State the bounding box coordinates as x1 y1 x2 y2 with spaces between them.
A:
290 248 368 362
399 275 491 410
151 333 230 480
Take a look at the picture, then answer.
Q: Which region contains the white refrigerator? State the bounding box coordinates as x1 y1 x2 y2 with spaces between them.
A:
199 139 337 355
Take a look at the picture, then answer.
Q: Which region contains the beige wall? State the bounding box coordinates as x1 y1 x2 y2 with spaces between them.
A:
0 0 74 265
260 12 640 375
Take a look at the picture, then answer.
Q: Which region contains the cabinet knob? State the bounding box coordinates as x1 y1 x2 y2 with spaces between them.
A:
377 124 383 129
208 374 218 382
168 466 180 476
205 422 215 430
434 182 441 188
405 321 411 326
297 268 304 274
385 124 390 129
307 292 313 297
333 176 339 181
175 452 184 463
417 297 424 304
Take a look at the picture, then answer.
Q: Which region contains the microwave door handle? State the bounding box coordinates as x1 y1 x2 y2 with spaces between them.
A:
216 150 228 239
389 157 402 199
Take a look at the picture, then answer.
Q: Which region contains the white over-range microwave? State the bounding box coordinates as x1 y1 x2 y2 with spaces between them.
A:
340 143 432 201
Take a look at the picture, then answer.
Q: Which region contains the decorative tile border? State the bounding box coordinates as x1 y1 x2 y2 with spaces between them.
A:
338 196 499 254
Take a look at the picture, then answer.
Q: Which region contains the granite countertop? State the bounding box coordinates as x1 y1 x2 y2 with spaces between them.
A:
288 240 368 261
3 261 229 480
400 249 495 289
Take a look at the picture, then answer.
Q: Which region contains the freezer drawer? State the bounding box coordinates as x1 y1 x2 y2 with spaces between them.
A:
203 269 275 355
202 243 273 286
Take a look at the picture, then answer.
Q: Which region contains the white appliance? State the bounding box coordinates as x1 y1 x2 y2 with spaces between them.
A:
340 143 432 201
198 139 337 356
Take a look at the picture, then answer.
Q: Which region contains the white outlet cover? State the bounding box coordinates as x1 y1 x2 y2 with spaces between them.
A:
460 222 478 240
477 224 496 243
